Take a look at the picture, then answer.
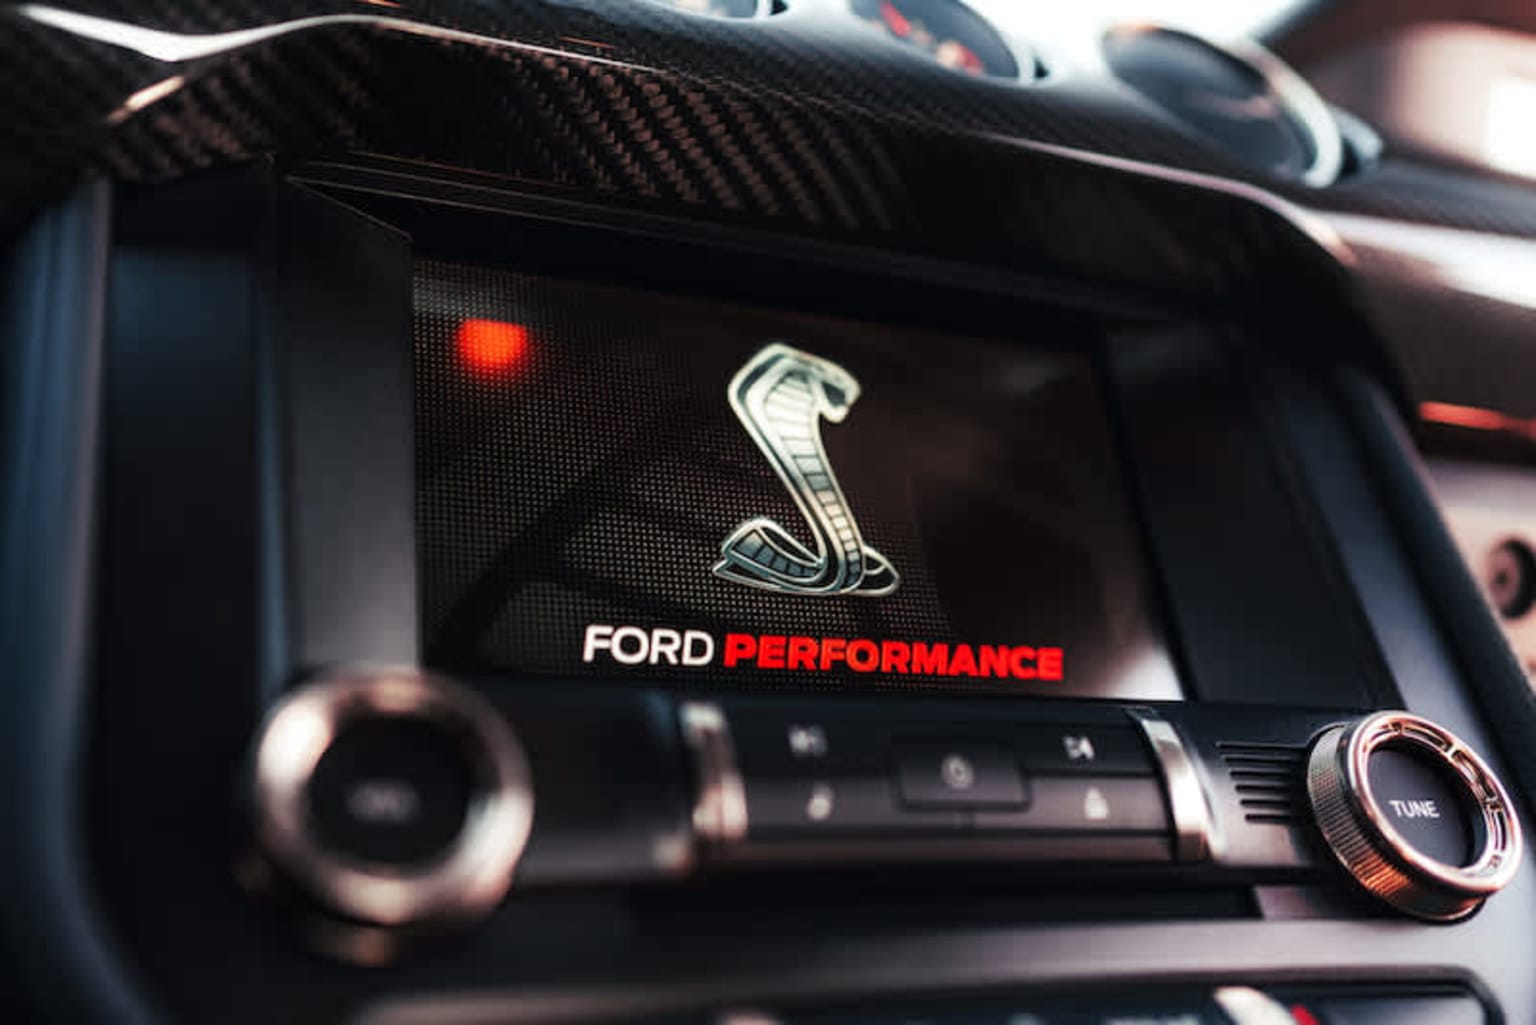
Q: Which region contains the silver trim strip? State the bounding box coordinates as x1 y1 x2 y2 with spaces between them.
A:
1127 707 1219 862
16 4 658 71
678 702 749 844
1213 986 1297 1025
250 667 534 928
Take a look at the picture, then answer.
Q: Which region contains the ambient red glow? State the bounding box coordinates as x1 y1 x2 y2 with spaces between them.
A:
457 319 529 376
1418 400 1536 444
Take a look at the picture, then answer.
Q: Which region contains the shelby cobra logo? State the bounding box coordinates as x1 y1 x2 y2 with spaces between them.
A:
712 343 899 597
576 342 1066 684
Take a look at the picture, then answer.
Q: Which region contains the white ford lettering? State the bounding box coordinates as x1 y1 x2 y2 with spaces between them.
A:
582 623 615 663
610 626 649 664
649 628 682 665
584 624 717 667
682 630 715 666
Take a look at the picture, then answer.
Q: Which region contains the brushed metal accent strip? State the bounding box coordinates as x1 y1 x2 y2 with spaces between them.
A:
678 702 749 845
1127 706 1220 862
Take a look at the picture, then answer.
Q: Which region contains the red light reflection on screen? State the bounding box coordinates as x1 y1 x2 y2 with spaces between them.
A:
456 319 529 378
1420 400 1536 440
1288 1006 1321 1025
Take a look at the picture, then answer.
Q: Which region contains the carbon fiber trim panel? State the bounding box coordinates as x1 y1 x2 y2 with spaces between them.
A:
2 0 1533 250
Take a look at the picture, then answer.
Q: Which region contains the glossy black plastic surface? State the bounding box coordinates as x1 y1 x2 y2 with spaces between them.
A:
4 0 1535 251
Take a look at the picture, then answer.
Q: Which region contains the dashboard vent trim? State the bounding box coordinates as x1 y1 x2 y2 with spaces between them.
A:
1218 741 1308 824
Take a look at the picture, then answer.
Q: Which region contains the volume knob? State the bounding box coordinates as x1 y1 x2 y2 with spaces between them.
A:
247 668 533 931
1305 711 1523 921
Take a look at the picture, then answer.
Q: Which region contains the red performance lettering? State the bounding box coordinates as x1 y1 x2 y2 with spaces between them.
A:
717 632 1063 682
819 636 847 670
910 642 949 675
787 636 817 671
880 640 910 673
757 634 787 669
947 644 978 677
978 645 1011 678
723 633 756 667
1010 645 1037 679
1038 647 1064 681
847 639 879 672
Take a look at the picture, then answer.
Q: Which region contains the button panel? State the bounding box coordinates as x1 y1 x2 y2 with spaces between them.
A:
708 703 1174 856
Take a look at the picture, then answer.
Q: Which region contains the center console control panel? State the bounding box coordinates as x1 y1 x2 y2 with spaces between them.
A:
242 669 1524 948
680 699 1197 863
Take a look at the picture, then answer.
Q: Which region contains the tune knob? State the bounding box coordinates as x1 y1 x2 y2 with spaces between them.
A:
1306 711 1523 921
246 668 533 933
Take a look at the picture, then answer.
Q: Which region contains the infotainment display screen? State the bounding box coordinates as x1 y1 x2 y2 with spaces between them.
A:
415 260 1182 701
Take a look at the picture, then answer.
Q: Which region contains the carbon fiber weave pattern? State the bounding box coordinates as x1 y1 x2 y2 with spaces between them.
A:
4 0 1535 245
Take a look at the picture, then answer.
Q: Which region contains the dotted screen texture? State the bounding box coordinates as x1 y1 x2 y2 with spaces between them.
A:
415 261 1183 701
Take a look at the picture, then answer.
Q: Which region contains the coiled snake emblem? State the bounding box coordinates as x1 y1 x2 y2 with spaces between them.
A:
713 343 899 597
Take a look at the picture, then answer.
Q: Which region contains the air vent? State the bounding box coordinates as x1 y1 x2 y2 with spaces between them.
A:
1218 741 1308 824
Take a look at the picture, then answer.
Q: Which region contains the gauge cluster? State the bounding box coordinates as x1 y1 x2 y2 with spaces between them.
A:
849 0 1025 79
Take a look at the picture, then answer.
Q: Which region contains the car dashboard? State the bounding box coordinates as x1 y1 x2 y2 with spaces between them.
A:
2 2 1535 1024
